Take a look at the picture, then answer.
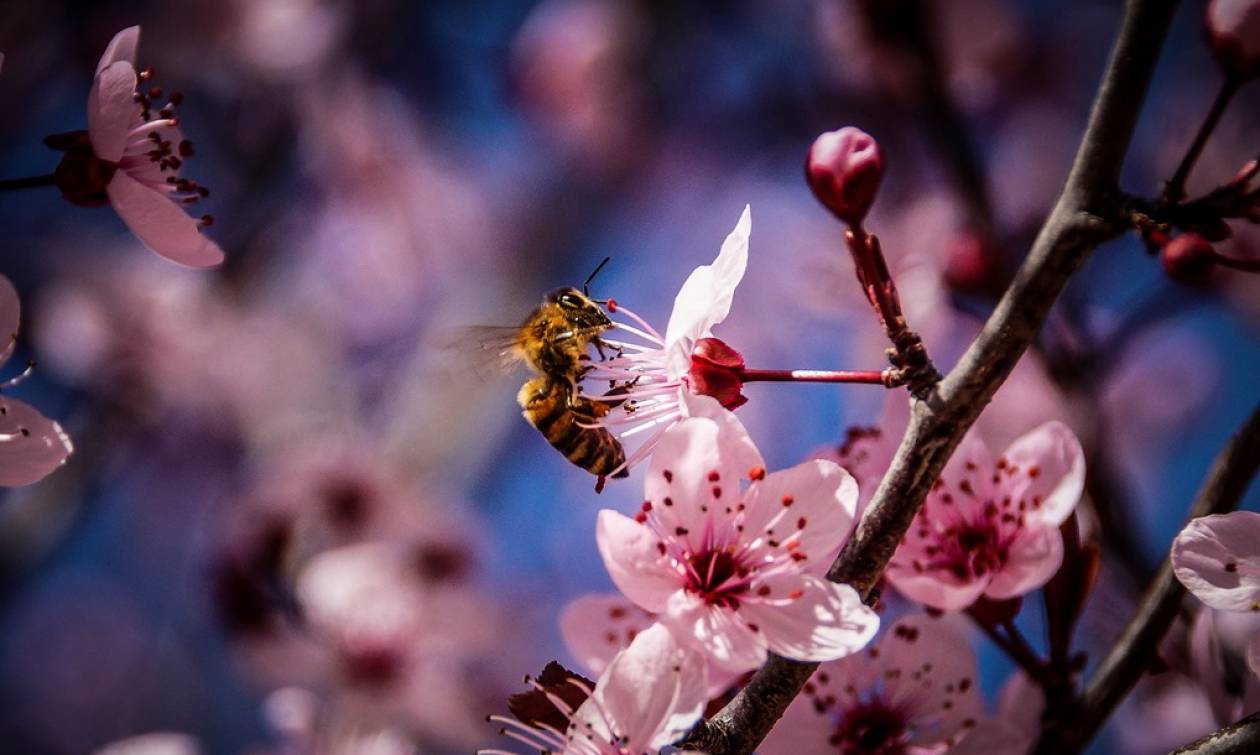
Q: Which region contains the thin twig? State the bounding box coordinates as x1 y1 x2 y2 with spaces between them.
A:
681 2 1178 752
1164 75 1241 202
1033 402 1260 753
1173 711 1260 754
0 174 56 192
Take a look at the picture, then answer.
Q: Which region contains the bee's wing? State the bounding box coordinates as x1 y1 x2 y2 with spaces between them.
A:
432 326 525 379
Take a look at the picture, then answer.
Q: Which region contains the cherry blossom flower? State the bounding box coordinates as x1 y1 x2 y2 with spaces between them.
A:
885 421 1085 612
54 26 222 267
579 205 750 474
759 614 983 755
483 622 707 755
596 397 879 672
0 275 72 486
1172 511 1260 672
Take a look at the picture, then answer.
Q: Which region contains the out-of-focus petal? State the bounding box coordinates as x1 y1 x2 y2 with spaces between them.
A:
0 275 20 366
880 614 983 746
88 61 138 163
106 171 225 267
596 510 679 614
743 574 877 662
92 732 200 755
664 206 750 375
559 593 656 677
95 26 141 74
983 526 1064 600
1000 420 1085 526
0 397 73 486
1172 512 1260 611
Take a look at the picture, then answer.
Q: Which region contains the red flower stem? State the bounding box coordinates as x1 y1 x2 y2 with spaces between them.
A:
1165 75 1241 203
0 174 56 192
1211 251 1260 272
737 368 889 385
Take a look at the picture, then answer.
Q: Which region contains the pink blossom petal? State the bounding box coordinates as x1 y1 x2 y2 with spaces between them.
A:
95 26 141 74
106 171 225 267
0 397 73 486
743 574 877 663
936 432 997 505
596 510 681 613
644 417 744 545
660 590 765 672
983 525 1064 600
88 61 139 163
886 564 988 613
678 392 764 473
664 206 750 376
1172 512 1260 611
742 459 857 571
588 623 708 750
559 593 656 677
879 614 983 746
1000 420 1085 526
0 275 20 366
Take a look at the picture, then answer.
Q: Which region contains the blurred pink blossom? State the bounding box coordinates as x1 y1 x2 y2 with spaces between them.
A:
759 614 984 755
0 275 72 486
486 623 707 755
81 27 222 267
92 733 200 755
1173 511 1260 674
886 421 1085 611
1208 0 1260 79
596 398 878 672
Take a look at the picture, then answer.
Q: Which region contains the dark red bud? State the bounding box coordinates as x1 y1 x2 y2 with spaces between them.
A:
943 232 997 291
1161 233 1216 285
1207 0 1260 80
806 127 884 226
688 337 748 410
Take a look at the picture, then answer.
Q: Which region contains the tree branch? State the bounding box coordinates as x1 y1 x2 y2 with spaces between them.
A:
682 2 1179 752
1173 711 1260 754
1033 402 1260 753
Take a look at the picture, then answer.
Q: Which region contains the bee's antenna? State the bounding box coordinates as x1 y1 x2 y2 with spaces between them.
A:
583 257 612 298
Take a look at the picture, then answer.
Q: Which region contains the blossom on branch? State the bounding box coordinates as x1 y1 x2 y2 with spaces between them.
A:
48 26 223 267
759 614 984 755
483 623 707 755
596 398 879 672
580 205 751 473
886 421 1085 612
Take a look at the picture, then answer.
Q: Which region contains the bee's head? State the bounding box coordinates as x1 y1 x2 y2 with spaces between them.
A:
547 287 611 329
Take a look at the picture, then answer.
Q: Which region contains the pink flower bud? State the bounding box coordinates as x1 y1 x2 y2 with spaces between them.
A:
806 127 884 226
688 337 747 410
1207 0 1260 80
1161 233 1216 285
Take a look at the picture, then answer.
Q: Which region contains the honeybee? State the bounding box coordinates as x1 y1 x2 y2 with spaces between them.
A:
510 260 628 486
